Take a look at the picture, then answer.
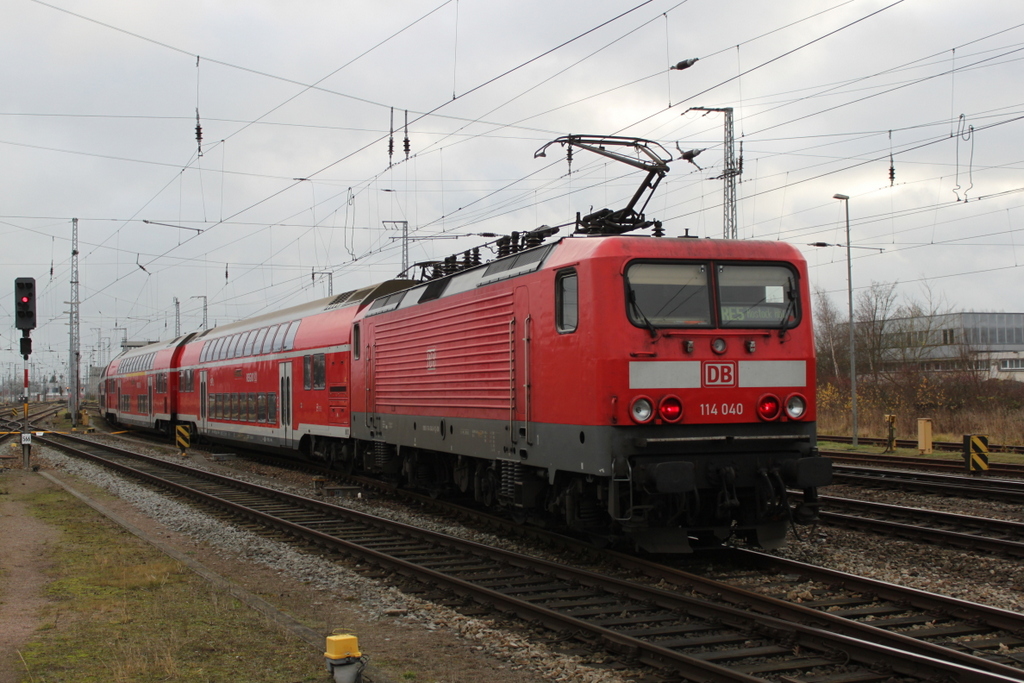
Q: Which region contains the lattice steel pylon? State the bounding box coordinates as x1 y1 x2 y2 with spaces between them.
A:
688 107 741 239
69 217 81 427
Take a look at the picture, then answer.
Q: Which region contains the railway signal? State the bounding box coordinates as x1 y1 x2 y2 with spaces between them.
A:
14 276 36 467
15 277 36 330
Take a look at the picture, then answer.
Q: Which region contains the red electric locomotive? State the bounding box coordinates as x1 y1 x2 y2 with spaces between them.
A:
347 233 826 551
99 136 830 552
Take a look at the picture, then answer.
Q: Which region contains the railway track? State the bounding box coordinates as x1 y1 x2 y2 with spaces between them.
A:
821 435 1024 456
36 431 1024 683
823 451 1024 477
793 493 1024 557
833 465 1024 504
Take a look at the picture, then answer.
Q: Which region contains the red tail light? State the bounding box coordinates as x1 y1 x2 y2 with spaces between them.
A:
757 394 781 420
659 396 683 423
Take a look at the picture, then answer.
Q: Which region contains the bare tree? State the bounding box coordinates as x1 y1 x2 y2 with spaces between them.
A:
855 281 899 381
812 286 845 381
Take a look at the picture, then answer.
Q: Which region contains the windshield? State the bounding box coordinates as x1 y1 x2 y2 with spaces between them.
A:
625 263 712 327
624 261 799 329
717 264 798 328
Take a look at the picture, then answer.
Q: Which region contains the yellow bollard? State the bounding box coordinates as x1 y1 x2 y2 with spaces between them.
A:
324 633 363 683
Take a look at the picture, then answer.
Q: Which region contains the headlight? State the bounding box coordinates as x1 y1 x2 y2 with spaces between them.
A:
785 394 806 419
630 397 654 423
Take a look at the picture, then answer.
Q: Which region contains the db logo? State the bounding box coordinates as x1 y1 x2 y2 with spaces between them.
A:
703 361 737 387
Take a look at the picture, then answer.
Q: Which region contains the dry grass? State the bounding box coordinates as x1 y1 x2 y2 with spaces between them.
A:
18 488 323 683
817 376 1024 449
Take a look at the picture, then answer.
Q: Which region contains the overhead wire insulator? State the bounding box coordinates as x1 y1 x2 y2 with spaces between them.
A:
388 107 394 164
888 130 895 186
403 109 410 160
195 108 203 158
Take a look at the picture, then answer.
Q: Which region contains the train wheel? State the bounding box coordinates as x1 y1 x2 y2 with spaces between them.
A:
474 465 497 507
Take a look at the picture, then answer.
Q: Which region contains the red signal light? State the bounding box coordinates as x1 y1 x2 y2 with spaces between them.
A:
757 394 781 420
658 396 683 423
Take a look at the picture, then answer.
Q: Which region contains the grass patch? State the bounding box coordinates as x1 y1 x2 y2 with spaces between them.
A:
18 488 323 682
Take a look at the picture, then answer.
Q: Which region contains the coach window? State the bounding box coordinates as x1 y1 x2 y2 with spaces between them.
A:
303 355 313 390
262 325 278 353
270 324 285 353
352 324 361 360
264 325 280 352
313 353 326 390
624 262 712 328
283 320 300 351
251 327 268 356
247 393 256 421
268 392 277 424
257 393 267 422
555 269 578 333
245 329 258 355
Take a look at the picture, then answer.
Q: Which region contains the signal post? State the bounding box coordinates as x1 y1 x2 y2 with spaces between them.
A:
15 277 36 468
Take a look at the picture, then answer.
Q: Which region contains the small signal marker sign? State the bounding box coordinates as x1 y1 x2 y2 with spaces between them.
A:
963 434 989 473
176 425 191 453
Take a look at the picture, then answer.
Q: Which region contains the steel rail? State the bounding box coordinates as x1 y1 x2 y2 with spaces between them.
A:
821 434 1024 456
834 465 1024 504
823 450 1024 477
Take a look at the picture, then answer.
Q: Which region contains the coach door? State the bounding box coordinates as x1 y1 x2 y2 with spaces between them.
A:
278 361 294 447
512 286 532 448
147 376 154 418
198 370 208 432
364 325 381 433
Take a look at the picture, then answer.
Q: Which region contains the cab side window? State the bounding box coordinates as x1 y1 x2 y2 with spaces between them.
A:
555 270 578 333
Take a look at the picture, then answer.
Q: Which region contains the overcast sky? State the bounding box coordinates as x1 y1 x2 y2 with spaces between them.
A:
3 0 1022 382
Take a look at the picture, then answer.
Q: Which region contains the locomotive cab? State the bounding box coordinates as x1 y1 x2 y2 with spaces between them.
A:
560 237 830 552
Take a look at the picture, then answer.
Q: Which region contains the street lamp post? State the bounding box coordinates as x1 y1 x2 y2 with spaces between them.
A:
833 193 857 447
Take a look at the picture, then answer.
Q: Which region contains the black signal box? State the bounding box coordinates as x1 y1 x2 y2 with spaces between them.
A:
15 277 36 330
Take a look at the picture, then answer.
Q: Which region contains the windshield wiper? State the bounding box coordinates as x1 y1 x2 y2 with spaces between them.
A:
629 289 659 339
778 277 797 338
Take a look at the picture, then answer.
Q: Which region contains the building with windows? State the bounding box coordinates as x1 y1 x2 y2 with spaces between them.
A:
879 312 1024 381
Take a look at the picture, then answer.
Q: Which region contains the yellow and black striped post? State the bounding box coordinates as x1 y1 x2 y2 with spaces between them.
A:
176 425 191 456
962 434 989 473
